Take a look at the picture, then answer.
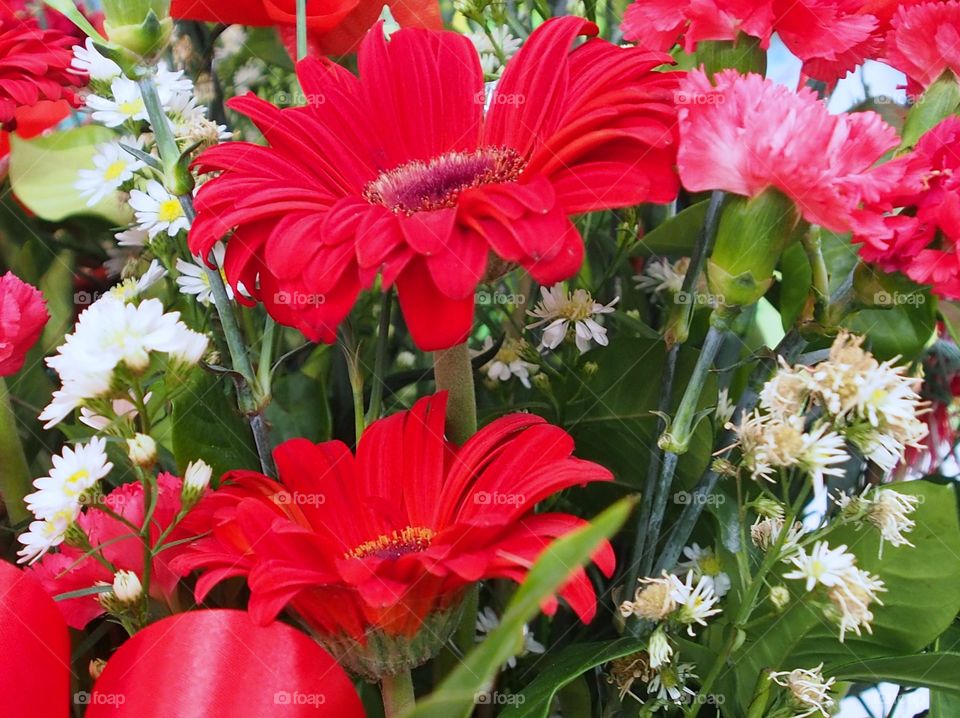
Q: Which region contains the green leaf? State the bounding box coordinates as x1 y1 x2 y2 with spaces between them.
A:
725 480 960 711
402 497 635 718
9 126 131 224
170 373 260 480
829 653 960 696
498 638 647 718
932 689 960 717
566 338 717 490
42 0 109 41
635 200 707 256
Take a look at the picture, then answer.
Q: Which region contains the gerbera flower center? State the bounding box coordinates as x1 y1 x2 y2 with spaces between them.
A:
346 526 436 560
363 147 524 215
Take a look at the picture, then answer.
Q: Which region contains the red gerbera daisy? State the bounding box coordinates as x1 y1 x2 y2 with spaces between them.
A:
171 0 443 56
854 118 960 299
188 17 681 350
677 69 910 232
0 12 86 128
172 392 614 678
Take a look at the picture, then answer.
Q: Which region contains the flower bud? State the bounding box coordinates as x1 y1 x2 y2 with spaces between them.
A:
181 459 213 507
100 570 143 611
707 189 800 307
102 1 173 59
126 433 157 467
769 585 791 611
89 658 107 680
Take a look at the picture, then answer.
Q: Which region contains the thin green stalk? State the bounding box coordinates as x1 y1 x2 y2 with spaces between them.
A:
296 0 308 61
365 290 393 425
139 70 275 476
433 342 478 445
801 228 829 323
0 378 31 524
380 669 415 717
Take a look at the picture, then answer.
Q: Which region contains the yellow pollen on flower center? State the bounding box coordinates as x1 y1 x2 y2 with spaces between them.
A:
346 526 436 560
557 301 594 322
103 160 128 181
157 199 184 223
119 99 144 117
64 469 90 495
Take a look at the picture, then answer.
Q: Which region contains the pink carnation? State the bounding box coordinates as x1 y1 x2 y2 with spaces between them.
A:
883 1 960 95
0 272 48 376
677 69 909 232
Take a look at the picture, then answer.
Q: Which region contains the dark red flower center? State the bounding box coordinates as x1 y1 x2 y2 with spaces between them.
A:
346 526 436 560
363 147 524 215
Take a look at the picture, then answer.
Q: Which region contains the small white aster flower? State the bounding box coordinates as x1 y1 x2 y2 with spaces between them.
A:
76 138 146 206
635 257 688 295
126 433 157 467
668 570 722 635
619 573 677 621
233 59 265 94
176 243 233 305
770 664 836 718
24 437 113 535
130 180 191 238
115 227 150 248
647 627 673 669
110 570 143 604
468 27 522 75
526 285 619 354
79 395 143 431
155 63 195 105
479 336 537 388
798 423 849 498
214 25 248 60
85 77 149 126
183 459 214 495
750 516 804 557
475 607 545 668
782 541 856 592
108 259 168 303
715 387 735 425
648 662 697 704
759 361 811 418
16 512 74 564
71 38 121 82
676 543 731 598
837 488 919 557
827 567 885 641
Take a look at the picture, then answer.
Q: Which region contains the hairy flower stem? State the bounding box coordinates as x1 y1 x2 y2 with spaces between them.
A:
138 71 275 476
433 342 478 445
365 290 394 425
653 329 808 575
0 378 31 524
381 669 416 717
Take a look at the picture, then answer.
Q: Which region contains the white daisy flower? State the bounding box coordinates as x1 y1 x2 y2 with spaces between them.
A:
85 77 149 126
648 662 697 704
76 138 146 206
24 437 113 528
668 571 722 635
71 38 121 82
827 567 885 641
635 257 689 295
16 512 74 565
115 228 150 248
478 336 537 389
837 488 919 557
676 543 731 598
475 607 545 668
176 243 233 305
233 59 265 94
130 180 191 238
79 395 143 431
468 27 522 75
783 541 856 592
155 63 195 103
770 664 836 718
526 285 619 354
798 423 849 498
647 627 673 669
715 387 736 425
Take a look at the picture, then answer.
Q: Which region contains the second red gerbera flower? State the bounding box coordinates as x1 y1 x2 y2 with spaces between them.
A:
189 17 681 350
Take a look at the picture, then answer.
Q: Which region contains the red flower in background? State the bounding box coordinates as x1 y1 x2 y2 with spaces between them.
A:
30 473 197 629
853 118 960 298
882 0 960 95
0 561 364 718
172 393 614 674
189 17 680 350
677 69 911 232
622 0 882 84
171 0 442 56
0 12 87 128
0 271 48 376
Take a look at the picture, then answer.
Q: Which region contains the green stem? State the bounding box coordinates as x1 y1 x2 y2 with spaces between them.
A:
432 342 478 445
365 290 393 425
139 70 275 476
295 0 308 61
380 670 415 718
0 378 31 524
339 328 366 442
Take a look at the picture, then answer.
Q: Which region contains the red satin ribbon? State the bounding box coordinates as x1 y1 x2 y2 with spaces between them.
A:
0 560 71 718
87 610 366 717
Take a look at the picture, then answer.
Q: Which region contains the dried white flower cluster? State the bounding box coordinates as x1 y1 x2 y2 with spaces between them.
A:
770 663 836 718
731 332 928 493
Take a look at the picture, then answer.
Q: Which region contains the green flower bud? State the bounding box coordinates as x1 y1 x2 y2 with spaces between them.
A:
707 189 800 307
103 5 173 59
